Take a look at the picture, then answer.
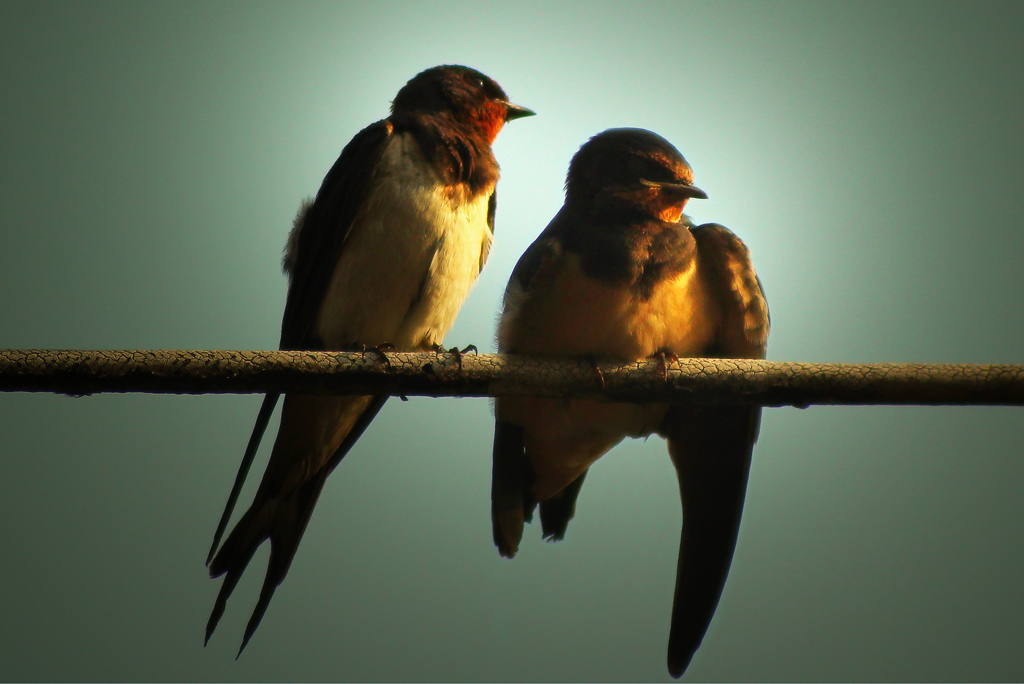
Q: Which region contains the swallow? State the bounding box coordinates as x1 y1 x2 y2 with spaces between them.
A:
205 65 533 654
491 128 769 678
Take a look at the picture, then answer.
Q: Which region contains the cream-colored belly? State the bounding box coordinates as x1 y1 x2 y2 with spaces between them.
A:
313 133 493 350
497 252 717 499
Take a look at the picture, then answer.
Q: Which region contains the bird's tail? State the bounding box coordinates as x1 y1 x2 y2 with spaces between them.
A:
205 469 328 655
661 404 760 678
537 470 587 541
491 419 536 558
207 393 280 566
204 394 388 654
492 417 593 554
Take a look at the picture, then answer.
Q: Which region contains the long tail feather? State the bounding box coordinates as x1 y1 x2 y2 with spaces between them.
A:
208 393 280 565
236 473 328 656
661 404 760 678
491 420 535 558
205 395 388 651
539 470 587 541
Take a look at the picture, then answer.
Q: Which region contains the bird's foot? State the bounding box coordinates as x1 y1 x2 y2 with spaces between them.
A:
361 342 396 370
448 343 478 371
422 345 442 378
428 343 477 371
650 349 679 381
580 354 606 391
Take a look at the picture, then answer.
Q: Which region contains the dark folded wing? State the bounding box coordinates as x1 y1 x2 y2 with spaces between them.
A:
690 222 769 355
491 211 569 556
661 222 769 677
279 119 393 350
206 120 392 563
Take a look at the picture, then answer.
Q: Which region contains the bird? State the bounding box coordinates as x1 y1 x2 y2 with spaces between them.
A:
205 65 533 654
491 128 769 678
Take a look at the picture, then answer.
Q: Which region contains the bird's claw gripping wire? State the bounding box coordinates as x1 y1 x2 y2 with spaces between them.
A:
361 342 397 370
650 349 679 381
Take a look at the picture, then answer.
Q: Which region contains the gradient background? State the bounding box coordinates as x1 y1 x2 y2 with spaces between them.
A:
2 1 1023 681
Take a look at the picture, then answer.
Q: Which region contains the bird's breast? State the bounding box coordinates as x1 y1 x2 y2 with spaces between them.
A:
500 252 717 360
497 250 718 495
315 133 494 350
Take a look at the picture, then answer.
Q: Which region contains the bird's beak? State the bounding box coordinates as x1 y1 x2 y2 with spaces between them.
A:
502 102 536 121
641 178 708 200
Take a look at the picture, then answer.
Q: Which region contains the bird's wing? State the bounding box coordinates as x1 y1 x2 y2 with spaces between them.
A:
205 121 394 651
689 223 769 356
491 218 566 557
280 119 394 350
205 120 393 564
487 188 497 233
501 211 565 311
660 222 769 678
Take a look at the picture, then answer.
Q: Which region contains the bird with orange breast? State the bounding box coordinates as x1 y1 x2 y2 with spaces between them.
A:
491 128 769 678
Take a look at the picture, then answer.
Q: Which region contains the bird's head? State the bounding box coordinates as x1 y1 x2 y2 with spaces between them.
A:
566 128 707 222
391 65 534 143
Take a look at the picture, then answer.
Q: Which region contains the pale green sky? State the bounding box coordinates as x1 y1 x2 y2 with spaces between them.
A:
1 1 1023 680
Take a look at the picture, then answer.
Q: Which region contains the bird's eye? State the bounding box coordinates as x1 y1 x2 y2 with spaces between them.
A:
475 77 486 89
625 157 647 179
